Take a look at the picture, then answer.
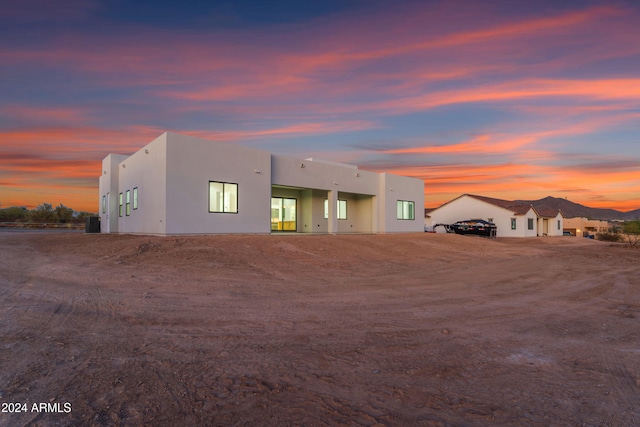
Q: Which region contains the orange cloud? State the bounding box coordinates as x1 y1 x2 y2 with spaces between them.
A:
0 126 162 155
1 156 98 180
356 78 640 117
477 163 638 212
381 134 537 155
358 156 640 213
184 120 378 141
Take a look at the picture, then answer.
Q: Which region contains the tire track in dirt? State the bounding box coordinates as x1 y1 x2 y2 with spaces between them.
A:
602 350 640 416
2 232 640 426
43 290 145 427
1 248 133 427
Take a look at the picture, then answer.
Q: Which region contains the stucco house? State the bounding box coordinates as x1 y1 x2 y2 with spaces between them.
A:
563 217 610 237
99 132 425 235
424 194 563 237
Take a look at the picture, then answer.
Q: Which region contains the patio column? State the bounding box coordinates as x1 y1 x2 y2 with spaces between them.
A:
327 189 338 235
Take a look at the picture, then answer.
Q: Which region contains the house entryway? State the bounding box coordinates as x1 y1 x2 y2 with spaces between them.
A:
271 197 297 231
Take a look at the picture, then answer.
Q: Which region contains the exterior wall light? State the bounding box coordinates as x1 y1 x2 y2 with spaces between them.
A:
145 149 149 154
254 169 262 174
300 163 305 168
122 164 126 168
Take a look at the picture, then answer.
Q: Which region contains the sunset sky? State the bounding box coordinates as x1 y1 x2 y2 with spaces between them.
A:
1 0 639 213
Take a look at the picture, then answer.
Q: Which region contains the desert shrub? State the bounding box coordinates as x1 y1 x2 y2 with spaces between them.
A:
29 203 56 222
596 232 623 242
623 221 640 248
0 206 29 222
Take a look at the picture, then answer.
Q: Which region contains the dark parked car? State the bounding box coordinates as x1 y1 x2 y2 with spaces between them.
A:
451 219 497 237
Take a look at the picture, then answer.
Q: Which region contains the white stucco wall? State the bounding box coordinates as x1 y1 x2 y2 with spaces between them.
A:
164 132 272 234
378 173 425 233
426 195 538 237
271 155 380 195
538 213 564 236
553 214 564 236
99 153 133 234
520 208 539 237
100 132 425 235
337 192 373 233
114 134 169 235
424 195 494 231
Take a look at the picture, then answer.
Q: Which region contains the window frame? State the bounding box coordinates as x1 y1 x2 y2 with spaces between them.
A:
125 190 131 216
324 199 348 220
102 195 106 214
208 181 239 214
133 187 138 210
511 218 517 230
528 218 534 230
118 193 123 217
338 199 347 220
396 200 415 220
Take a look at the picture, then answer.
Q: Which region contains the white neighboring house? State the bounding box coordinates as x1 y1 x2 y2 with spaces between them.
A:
98 132 425 235
424 194 563 237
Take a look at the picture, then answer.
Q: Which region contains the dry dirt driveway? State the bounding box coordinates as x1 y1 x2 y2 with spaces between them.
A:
0 231 639 426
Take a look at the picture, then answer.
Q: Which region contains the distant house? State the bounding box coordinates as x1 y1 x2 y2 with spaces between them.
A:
563 217 610 237
99 132 425 235
425 194 563 237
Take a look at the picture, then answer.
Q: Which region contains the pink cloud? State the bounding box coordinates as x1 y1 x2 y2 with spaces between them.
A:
282 5 623 71
0 126 161 157
184 120 378 141
350 78 640 117
3 2 635 107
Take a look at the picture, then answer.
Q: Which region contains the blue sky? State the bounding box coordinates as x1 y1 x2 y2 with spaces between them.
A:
1 0 639 212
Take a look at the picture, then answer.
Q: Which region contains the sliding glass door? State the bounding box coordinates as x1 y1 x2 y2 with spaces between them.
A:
271 197 297 231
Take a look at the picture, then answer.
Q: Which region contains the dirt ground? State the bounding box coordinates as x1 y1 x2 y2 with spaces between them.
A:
0 231 639 426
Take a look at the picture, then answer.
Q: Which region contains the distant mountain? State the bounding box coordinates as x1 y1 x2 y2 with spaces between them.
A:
514 196 640 221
